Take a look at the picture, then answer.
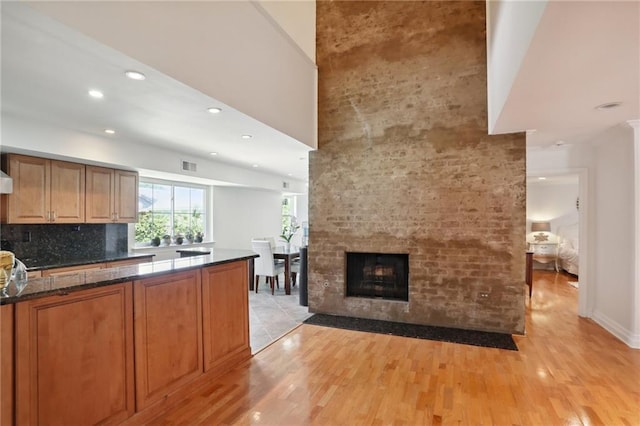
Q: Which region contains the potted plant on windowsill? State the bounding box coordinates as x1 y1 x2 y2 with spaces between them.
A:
185 232 194 244
162 235 172 246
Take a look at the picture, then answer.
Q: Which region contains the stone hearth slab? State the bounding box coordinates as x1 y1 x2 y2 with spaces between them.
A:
304 314 518 351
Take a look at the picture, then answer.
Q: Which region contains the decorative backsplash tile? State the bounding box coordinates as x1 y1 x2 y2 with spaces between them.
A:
0 223 128 267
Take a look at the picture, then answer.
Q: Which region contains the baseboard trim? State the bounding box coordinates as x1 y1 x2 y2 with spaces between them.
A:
592 310 640 349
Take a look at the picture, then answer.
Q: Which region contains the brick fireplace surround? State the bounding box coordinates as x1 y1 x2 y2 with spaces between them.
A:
309 1 526 334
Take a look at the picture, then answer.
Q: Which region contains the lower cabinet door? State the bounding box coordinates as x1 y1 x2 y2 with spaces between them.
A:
133 270 203 410
202 261 250 372
15 283 134 425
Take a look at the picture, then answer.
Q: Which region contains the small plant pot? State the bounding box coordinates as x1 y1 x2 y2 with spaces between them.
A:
176 237 184 245
151 237 161 247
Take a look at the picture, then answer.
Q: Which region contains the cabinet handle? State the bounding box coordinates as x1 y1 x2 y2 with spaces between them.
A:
51 211 56 222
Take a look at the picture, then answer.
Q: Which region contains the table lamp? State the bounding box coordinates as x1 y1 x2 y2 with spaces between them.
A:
531 221 551 242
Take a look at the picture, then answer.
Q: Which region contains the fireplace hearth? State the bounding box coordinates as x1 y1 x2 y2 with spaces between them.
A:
346 252 409 301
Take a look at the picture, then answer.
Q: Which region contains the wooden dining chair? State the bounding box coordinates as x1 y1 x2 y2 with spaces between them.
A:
251 239 284 294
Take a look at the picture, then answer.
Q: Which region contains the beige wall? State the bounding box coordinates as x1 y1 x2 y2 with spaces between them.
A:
310 1 526 334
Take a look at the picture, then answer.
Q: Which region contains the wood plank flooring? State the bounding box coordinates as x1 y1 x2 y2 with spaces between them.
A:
148 271 640 425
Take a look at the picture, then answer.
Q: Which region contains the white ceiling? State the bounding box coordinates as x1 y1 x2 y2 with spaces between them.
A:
0 3 312 183
494 0 639 149
2 1 638 185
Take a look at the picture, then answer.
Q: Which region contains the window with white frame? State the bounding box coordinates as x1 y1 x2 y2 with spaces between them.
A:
135 180 206 246
281 196 300 241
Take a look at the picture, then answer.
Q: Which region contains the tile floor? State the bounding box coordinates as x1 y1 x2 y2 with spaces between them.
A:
249 278 313 353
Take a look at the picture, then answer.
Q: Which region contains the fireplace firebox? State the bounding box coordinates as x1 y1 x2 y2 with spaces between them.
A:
346 252 409 301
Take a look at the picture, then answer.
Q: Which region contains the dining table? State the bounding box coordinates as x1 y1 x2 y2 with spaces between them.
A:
273 246 300 295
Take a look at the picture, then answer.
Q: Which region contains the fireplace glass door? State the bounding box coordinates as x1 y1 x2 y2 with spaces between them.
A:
346 252 409 301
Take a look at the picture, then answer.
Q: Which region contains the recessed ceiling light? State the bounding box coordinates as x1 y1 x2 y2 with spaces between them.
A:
595 102 622 110
88 90 104 99
104 129 115 134
124 70 146 81
207 107 222 114
252 164 259 168
241 134 252 140
538 177 547 180
209 152 218 156
287 173 293 176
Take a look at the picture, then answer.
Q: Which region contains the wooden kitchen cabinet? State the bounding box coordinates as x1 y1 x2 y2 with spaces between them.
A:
3 257 254 424
1 154 85 224
40 257 152 277
0 305 14 426
133 270 203 411
15 283 135 425
86 166 138 223
26 270 41 279
41 262 106 277
106 255 153 268
201 261 251 373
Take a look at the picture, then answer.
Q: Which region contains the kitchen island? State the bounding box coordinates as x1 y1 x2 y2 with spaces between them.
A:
0 249 257 425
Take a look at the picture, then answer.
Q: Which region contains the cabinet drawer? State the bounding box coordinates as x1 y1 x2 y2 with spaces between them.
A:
529 244 556 255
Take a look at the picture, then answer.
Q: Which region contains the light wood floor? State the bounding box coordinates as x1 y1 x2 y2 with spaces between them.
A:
148 271 640 425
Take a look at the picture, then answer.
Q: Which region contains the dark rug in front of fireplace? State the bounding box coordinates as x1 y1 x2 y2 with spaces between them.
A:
303 314 518 351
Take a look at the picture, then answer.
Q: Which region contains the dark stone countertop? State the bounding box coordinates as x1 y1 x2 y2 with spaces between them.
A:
1 249 258 305
22 252 157 272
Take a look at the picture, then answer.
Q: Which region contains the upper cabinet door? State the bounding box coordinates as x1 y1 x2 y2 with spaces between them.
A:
114 170 138 223
1 154 85 224
85 165 115 223
2 155 137 224
49 160 85 223
2 154 50 223
86 166 138 223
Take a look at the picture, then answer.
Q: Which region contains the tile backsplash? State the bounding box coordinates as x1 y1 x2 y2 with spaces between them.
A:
0 223 128 267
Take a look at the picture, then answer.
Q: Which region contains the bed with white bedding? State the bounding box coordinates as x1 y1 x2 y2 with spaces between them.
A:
556 223 579 276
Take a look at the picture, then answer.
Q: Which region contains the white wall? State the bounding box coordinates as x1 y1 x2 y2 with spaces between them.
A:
526 180 579 243
592 125 635 343
212 186 283 250
1 114 308 194
257 0 316 63
486 0 547 133
29 1 318 150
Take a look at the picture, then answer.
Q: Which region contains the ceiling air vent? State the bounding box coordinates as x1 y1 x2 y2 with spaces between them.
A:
182 160 197 172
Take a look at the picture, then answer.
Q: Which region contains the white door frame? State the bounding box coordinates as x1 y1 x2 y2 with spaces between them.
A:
527 167 590 317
